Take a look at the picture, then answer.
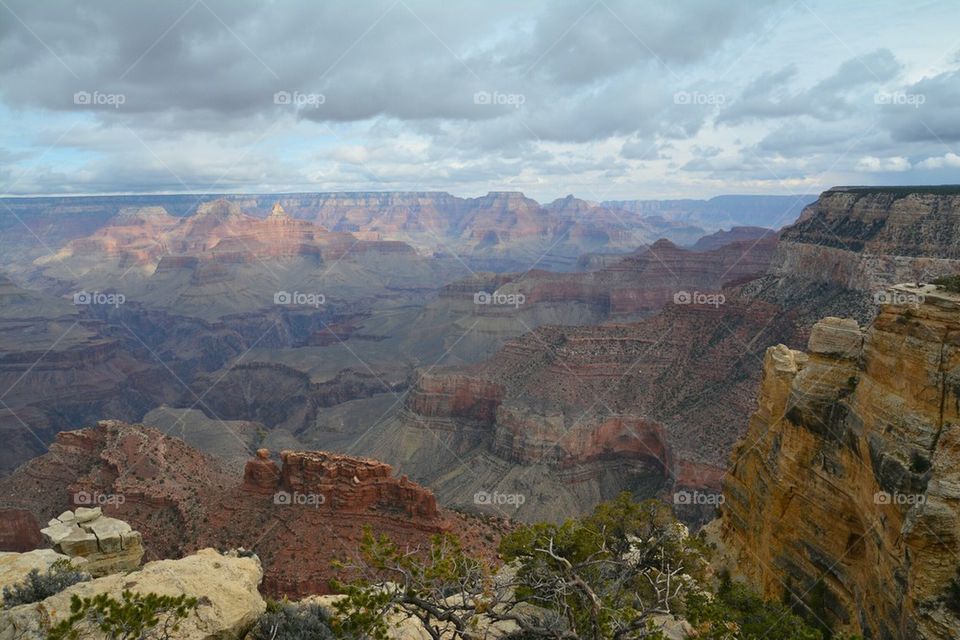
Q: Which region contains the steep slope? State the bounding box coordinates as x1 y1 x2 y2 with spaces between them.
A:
715 285 960 640
0 421 507 598
0 274 158 475
337 186 960 527
771 186 960 299
395 235 778 366
333 295 791 526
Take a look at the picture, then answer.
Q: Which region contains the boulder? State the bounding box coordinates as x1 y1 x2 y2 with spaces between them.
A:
40 510 143 576
0 549 70 593
0 548 265 640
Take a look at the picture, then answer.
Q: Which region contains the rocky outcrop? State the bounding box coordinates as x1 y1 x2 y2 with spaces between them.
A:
716 284 960 639
0 548 265 640
0 422 508 599
40 508 143 576
240 448 440 519
0 549 70 596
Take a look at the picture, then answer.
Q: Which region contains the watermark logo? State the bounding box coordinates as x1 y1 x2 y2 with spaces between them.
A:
473 90 525 108
273 491 325 507
673 290 725 307
874 91 925 108
474 290 525 308
873 290 924 307
673 90 726 106
673 490 724 506
73 291 125 308
73 90 126 109
74 490 125 506
874 491 925 506
274 90 325 108
274 291 325 308
474 491 526 507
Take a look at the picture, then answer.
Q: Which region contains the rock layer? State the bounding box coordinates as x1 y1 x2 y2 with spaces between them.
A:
0 421 507 599
40 508 143 577
717 284 960 639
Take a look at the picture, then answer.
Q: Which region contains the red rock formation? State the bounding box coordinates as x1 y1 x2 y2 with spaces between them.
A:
241 449 280 494
0 509 43 551
42 199 419 274
0 422 506 598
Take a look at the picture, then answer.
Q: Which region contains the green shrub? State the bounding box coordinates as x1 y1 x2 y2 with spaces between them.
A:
685 580 824 640
251 600 335 640
1 559 90 608
46 590 198 640
932 275 960 293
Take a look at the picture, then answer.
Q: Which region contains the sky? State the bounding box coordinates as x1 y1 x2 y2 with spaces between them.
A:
1 0 959 201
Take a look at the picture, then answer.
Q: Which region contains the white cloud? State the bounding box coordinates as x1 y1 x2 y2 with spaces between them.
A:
917 152 960 169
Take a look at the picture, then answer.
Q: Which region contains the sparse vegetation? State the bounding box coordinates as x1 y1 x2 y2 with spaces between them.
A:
685 579 823 639
932 275 960 293
1 559 90 608
46 590 199 640
251 600 335 640
330 493 831 639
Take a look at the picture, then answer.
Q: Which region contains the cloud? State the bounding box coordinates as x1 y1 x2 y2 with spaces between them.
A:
917 152 960 169
0 0 957 197
856 156 911 172
719 49 902 125
880 68 960 143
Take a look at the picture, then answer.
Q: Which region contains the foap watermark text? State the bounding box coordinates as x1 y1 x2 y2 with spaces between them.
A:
474 491 526 507
474 290 525 308
673 490 725 506
274 491 326 507
74 291 125 308
74 491 126 506
673 290 725 307
275 291 325 308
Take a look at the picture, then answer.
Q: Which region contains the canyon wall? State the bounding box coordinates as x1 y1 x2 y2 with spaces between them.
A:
717 284 960 639
774 187 960 291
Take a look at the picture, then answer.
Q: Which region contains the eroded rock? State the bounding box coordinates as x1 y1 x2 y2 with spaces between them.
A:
0 548 264 640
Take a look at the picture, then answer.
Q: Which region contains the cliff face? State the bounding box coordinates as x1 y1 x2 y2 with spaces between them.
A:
717 284 960 640
774 188 960 292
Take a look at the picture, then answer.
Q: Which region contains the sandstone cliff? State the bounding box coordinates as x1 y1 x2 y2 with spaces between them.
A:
716 283 960 639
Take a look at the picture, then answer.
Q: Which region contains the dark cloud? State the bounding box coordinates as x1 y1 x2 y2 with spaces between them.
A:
0 0 956 196
719 49 901 125
880 68 960 143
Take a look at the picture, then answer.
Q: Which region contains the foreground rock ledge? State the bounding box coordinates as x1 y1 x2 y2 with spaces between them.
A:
0 548 265 640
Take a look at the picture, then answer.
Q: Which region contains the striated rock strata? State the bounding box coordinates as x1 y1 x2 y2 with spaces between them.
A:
40 507 143 576
716 284 960 639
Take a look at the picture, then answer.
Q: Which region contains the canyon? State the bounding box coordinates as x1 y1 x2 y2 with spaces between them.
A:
328 187 960 526
0 421 507 599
